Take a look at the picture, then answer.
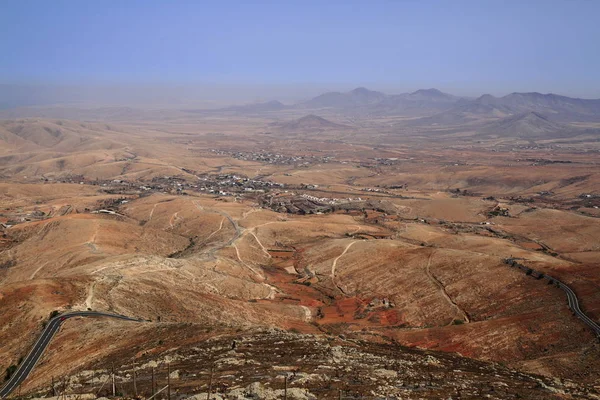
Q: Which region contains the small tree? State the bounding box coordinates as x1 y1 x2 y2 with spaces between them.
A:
4 365 17 382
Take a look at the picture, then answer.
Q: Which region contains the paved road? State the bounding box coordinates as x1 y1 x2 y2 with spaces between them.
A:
505 259 600 338
557 282 600 336
0 311 141 399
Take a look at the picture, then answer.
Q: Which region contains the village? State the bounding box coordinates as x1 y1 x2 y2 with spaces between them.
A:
210 149 336 166
46 172 287 198
259 192 365 215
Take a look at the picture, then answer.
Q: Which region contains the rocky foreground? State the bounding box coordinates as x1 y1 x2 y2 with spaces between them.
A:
28 330 599 400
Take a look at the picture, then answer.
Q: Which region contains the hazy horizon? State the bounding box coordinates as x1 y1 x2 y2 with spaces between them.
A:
3 81 600 111
2 1 600 108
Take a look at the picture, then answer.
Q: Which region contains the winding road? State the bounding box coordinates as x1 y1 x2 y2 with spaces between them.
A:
505 259 600 338
0 311 142 399
558 281 600 337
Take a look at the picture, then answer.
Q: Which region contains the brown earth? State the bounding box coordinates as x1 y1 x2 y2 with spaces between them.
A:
1 115 599 396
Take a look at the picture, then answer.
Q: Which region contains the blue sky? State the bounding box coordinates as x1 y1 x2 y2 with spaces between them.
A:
1 0 600 97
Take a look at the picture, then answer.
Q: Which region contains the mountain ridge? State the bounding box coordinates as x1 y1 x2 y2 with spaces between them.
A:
480 111 570 138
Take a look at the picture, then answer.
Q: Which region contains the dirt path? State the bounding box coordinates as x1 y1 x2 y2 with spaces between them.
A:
85 225 101 254
252 221 281 230
233 243 264 280
203 217 225 243
85 280 96 309
148 203 159 221
350 225 362 234
331 241 358 293
169 212 179 229
424 250 470 324
29 261 50 280
216 210 241 246
192 200 204 211
241 208 260 220
188 200 269 281
249 231 271 259
189 200 242 261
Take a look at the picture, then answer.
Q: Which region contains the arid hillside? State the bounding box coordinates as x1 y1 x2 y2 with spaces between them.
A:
0 111 599 398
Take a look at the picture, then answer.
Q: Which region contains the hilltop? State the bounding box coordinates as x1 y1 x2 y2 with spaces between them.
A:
17 329 598 399
481 112 571 138
301 87 387 109
272 114 351 133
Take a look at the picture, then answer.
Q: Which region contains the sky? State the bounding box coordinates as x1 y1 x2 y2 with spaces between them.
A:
1 0 600 101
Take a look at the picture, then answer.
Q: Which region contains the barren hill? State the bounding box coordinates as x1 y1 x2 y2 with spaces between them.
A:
405 102 507 127
273 114 350 133
301 87 387 109
0 119 124 155
0 119 215 182
1 120 84 151
481 112 574 138
17 329 597 399
473 92 600 121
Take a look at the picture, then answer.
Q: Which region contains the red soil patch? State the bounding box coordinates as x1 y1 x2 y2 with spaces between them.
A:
517 241 544 250
268 250 295 259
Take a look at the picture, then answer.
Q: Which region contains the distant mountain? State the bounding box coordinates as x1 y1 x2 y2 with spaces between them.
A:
410 91 600 126
481 112 572 139
376 89 459 115
300 87 461 116
272 114 350 133
223 89 600 122
225 100 286 113
7 86 598 123
407 88 457 101
301 87 386 109
473 92 600 121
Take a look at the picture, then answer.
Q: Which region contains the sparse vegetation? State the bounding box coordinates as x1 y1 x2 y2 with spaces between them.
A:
4 365 17 382
0 259 16 270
